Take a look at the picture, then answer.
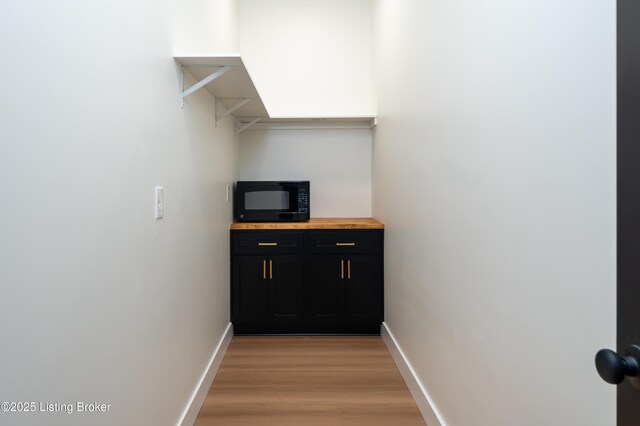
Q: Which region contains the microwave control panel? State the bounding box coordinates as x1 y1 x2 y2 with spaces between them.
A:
298 190 309 213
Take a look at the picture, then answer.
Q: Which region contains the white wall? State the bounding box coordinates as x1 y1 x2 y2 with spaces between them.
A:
236 0 374 218
372 1 616 425
238 0 373 116
0 1 238 425
238 129 372 217
175 0 238 53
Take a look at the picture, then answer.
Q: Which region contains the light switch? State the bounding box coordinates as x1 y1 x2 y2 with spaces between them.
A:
155 186 164 219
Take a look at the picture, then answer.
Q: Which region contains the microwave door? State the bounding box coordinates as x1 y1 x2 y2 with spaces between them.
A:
245 190 291 211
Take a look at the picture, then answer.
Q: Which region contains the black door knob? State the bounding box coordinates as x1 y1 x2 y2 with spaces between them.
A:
595 346 640 385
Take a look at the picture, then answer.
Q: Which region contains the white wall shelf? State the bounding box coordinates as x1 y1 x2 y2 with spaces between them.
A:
239 116 377 131
175 54 268 135
174 53 376 135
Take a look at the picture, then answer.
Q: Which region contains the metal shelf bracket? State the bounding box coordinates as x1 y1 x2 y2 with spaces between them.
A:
235 117 261 138
216 97 252 125
180 65 232 107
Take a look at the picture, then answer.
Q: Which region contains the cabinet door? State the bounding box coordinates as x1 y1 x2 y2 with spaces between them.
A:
307 255 345 323
268 255 304 323
232 256 269 324
344 255 382 323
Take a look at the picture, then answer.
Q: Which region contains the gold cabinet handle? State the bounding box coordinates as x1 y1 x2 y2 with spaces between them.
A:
348 260 351 280
269 260 273 279
341 260 344 279
259 242 278 246
336 242 355 246
263 260 266 280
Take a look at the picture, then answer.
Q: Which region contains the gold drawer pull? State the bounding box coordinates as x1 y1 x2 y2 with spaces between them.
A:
348 260 351 280
258 242 278 246
269 260 273 280
341 260 345 279
336 242 356 246
263 260 267 280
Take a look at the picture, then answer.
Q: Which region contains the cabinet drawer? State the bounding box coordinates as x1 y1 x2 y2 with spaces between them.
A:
232 231 304 255
308 230 383 254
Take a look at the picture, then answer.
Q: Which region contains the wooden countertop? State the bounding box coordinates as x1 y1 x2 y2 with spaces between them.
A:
230 218 384 230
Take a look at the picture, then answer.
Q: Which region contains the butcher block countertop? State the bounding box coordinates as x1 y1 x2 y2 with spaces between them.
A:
230 218 384 230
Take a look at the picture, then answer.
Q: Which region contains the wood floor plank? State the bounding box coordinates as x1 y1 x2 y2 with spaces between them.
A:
194 336 425 426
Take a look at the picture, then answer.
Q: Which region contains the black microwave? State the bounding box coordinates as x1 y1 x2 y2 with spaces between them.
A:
234 181 310 222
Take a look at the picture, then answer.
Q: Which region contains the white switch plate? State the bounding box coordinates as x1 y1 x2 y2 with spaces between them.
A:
155 186 164 219
226 184 230 202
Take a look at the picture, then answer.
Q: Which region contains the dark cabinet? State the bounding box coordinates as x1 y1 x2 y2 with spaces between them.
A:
232 255 304 325
306 255 344 323
344 255 382 323
232 255 268 323
267 255 304 321
231 231 304 331
306 255 382 325
231 228 383 334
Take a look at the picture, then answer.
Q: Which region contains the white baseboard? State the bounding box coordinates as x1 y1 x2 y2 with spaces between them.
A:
177 322 233 426
382 322 446 426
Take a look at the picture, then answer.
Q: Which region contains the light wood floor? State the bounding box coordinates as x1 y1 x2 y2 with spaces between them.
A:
194 336 426 425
